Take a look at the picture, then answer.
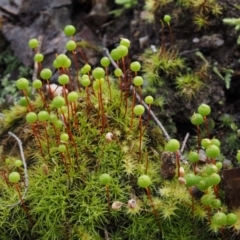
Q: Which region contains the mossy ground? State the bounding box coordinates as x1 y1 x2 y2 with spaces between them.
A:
0 72 236 239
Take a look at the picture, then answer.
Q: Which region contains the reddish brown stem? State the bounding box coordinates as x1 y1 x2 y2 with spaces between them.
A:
31 124 45 160
119 76 123 106
59 109 79 165
14 183 33 223
130 87 136 131
213 185 218 199
106 185 110 214
38 89 49 112
204 116 210 139
22 90 33 112
167 23 174 48
138 115 143 163
145 187 161 234
105 67 111 100
43 121 50 156
142 104 151 135
1 172 10 187
159 20 165 56
206 205 211 223
145 152 149 174
138 86 142 104
191 190 195 214
197 125 201 153
46 80 54 99
51 123 60 145
60 152 70 180
65 144 73 167
99 84 106 132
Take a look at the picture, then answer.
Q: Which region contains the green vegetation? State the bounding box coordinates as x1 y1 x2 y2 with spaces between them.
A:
110 0 138 17
0 23 239 240
223 17 240 44
145 0 222 30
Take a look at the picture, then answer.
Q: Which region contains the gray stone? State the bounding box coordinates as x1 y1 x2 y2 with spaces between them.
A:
1 5 71 67
199 34 224 50
86 2 109 26
0 0 71 15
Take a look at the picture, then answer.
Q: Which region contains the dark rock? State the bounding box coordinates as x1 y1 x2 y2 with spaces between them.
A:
199 34 224 50
85 2 109 26
1 2 72 67
0 0 71 15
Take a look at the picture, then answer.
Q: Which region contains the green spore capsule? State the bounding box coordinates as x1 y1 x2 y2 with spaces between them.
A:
226 213 238 225
133 76 143 86
56 54 68 67
164 14 171 23
120 38 130 48
40 68 52 80
67 91 78 102
211 199 221 208
206 144 220 158
64 25 76 36
198 103 211 116
80 75 91 87
92 67 105 79
211 138 221 147
66 40 76 51
145 96 154 105
110 49 121 61
32 79 42 89
14 160 22 167
58 144 66 152
99 173 111 185
116 45 128 58
52 96 65 108
200 194 214 206
138 175 151 188
191 112 203 125
58 74 69 85
26 112 37 123
9 172 21 183
38 111 49 121
16 78 29 90
188 151 199 163
207 173 221 186
64 58 71 68
185 173 200 187
165 139 180 152
54 120 63 129
34 53 44 62
28 38 39 49
114 68 122 77
53 59 61 69
49 113 58 123
81 64 91 74
19 97 30 107
100 57 110 67
201 138 211 148
130 61 141 72
212 212 227 226
60 133 69 142
133 105 145 115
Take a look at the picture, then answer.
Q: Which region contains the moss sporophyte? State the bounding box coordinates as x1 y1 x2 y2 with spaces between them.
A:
0 24 238 239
